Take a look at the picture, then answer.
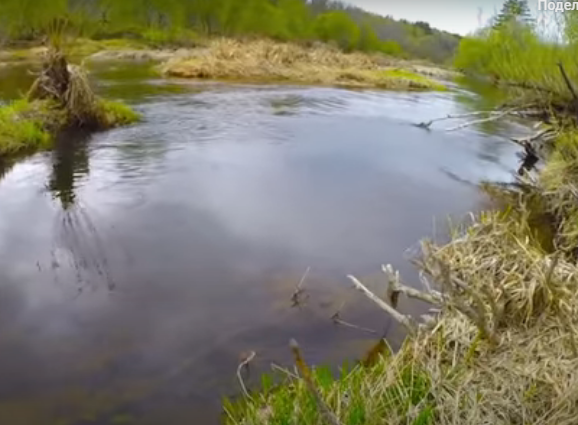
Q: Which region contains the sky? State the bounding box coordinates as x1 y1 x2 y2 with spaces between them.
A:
345 0 541 35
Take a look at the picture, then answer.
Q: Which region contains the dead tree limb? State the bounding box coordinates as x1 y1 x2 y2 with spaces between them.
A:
348 275 416 333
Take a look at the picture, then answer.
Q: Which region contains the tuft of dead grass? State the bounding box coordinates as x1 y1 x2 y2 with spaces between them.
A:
163 38 446 91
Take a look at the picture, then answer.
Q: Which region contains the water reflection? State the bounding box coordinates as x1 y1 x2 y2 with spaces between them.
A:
48 131 90 209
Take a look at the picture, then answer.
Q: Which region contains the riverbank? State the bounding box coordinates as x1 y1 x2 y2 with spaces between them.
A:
162 39 449 91
225 125 578 423
0 38 453 91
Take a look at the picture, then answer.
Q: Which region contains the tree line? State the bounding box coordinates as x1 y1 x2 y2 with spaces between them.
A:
0 0 461 63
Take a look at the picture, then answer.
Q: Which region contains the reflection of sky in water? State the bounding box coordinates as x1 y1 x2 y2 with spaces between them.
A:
0 70 526 424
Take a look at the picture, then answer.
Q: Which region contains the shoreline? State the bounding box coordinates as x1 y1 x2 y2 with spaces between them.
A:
0 38 456 91
225 111 578 423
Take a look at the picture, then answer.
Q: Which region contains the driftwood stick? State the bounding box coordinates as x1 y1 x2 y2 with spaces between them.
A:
237 351 256 399
348 275 415 333
331 311 378 334
445 110 511 132
382 264 445 306
291 266 310 305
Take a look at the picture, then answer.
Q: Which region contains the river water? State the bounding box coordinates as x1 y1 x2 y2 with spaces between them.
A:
0 62 523 424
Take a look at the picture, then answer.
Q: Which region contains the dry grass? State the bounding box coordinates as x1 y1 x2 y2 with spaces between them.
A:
163 38 446 91
227 133 578 424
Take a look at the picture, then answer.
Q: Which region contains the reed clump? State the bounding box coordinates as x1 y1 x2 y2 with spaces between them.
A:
0 47 139 157
227 131 578 424
163 38 445 91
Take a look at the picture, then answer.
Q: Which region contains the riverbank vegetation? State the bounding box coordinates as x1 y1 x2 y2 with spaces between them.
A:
0 0 460 64
0 45 139 157
163 38 447 90
226 3 578 424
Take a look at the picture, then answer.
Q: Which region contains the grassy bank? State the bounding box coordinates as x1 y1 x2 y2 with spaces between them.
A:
163 39 447 91
0 50 139 158
225 127 578 424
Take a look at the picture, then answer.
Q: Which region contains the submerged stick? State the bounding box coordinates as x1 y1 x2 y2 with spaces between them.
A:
291 266 311 306
445 110 511 132
290 339 343 425
237 351 256 400
331 311 378 334
348 275 415 333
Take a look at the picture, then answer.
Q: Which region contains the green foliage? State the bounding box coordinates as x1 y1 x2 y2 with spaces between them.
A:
493 0 533 29
454 19 578 101
96 99 141 128
0 0 462 62
314 11 360 51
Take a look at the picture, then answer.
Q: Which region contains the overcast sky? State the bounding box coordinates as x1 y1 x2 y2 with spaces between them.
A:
344 0 541 35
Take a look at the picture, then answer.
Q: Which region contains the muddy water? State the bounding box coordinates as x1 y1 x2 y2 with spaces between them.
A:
0 63 523 424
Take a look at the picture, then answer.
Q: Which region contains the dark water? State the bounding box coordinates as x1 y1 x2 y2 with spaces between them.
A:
0 63 524 424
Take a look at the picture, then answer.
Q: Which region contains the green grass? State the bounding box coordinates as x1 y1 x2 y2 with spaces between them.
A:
379 69 447 91
0 99 53 155
96 99 141 128
0 96 139 158
225 353 435 425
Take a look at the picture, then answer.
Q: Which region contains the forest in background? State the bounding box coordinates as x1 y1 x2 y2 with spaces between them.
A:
0 0 462 64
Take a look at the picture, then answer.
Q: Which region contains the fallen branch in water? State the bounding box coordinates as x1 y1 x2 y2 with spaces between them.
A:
445 110 512 132
237 351 256 400
331 310 378 334
348 275 416 333
291 266 310 306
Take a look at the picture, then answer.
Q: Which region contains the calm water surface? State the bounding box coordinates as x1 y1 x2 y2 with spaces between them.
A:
0 63 523 424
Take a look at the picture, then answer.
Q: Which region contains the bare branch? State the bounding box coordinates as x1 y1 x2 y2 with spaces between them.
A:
237 351 256 400
348 275 415 333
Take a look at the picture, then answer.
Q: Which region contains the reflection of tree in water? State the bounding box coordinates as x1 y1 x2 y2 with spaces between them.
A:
48 131 90 210
48 131 116 292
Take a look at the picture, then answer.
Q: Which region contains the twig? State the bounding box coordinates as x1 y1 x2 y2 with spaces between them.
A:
237 351 256 400
290 339 343 425
291 266 310 306
382 264 445 306
415 111 503 129
445 110 511 132
331 311 378 334
348 275 415 333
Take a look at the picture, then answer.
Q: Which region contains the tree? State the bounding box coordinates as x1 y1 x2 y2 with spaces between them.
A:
493 0 533 29
314 11 360 51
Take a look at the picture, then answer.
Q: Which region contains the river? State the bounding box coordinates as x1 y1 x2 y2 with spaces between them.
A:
0 62 524 424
